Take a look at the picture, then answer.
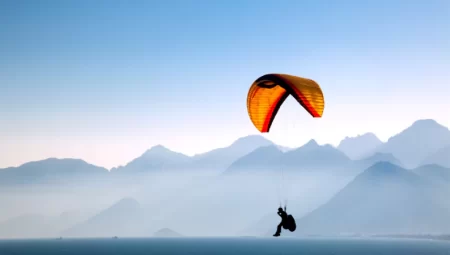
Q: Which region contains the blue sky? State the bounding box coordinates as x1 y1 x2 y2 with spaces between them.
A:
1 0 449 168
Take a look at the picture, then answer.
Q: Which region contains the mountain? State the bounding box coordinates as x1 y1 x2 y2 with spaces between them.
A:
0 158 109 187
62 197 145 237
413 164 450 183
354 152 403 170
225 145 284 174
374 119 450 168
277 145 293 152
281 140 351 170
337 133 383 160
293 162 450 235
421 145 450 168
190 135 274 171
111 135 274 173
413 164 450 212
153 228 183 237
112 145 192 173
225 140 351 174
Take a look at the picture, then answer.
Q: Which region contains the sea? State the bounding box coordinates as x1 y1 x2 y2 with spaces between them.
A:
0 237 449 255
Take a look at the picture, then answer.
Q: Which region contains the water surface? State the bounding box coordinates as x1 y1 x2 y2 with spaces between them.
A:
0 237 449 255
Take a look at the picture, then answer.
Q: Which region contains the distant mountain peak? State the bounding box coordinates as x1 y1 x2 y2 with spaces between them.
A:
362 161 406 177
342 132 379 141
146 144 170 153
231 135 273 146
140 144 188 159
391 119 448 138
22 157 87 166
379 119 450 168
224 145 283 174
411 119 441 127
302 139 319 148
421 145 450 168
337 133 383 160
151 144 166 149
288 139 321 153
370 161 398 169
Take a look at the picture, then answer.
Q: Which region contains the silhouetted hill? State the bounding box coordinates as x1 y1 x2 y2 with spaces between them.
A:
153 228 183 237
293 162 450 235
112 145 192 173
374 119 450 168
421 145 450 168
62 197 145 237
0 158 109 187
190 135 274 171
338 133 383 160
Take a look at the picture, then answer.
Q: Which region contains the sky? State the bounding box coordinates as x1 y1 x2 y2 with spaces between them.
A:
1 0 449 169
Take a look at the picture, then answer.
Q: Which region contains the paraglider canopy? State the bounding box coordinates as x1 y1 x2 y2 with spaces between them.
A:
247 73 325 133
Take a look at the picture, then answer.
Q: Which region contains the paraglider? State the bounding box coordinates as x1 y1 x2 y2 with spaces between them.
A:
246 73 325 237
273 206 296 237
247 73 325 133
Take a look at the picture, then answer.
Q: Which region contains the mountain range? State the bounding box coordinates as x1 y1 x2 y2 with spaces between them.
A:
1 119 449 184
290 162 450 235
0 158 109 188
2 118 450 237
337 133 383 160
372 119 450 168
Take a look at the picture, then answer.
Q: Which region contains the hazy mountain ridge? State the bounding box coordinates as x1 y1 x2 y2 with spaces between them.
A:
1 119 450 238
225 145 284 174
2 119 449 179
292 162 450 235
226 140 352 174
421 145 450 168
373 119 450 168
112 145 193 173
282 140 351 170
337 133 383 160
354 152 403 170
0 158 109 187
189 135 275 171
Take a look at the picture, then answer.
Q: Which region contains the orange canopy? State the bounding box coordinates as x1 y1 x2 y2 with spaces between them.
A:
247 74 325 133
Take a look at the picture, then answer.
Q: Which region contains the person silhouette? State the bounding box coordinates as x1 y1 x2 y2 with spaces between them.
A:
273 206 288 237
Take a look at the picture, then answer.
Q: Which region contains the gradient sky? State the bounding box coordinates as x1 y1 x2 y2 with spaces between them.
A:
1 0 449 169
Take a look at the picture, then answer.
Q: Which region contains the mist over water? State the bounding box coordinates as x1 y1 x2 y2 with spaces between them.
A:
0 169 351 238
